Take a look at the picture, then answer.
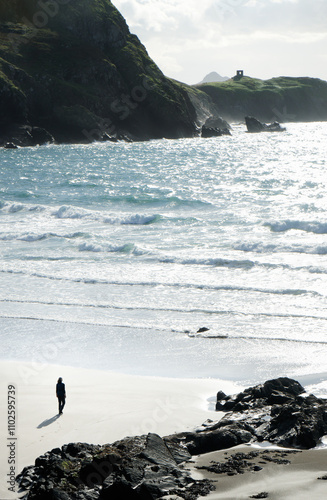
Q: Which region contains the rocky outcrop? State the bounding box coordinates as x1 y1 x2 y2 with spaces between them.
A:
214 377 327 449
245 116 286 133
1 124 54 147
17 378 327 499
17 433 213 500
0 0 202 146
167 378 327 453
201 125 231 138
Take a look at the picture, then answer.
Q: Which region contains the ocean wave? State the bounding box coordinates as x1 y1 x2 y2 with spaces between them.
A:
0 234 17 241
1 200 162 226
0 231 87 242
160 256 256 270
234 241 327 256
18 233 49 242
0 269 321 296
265 220 327 234
52 205 161 225
0 232 51 242
78 242 144 254
105 194 212 208
2 297 327 322
103 214 161 225
52 205 90 219
0 202 45 213
8 203 25 213
194 332 327 345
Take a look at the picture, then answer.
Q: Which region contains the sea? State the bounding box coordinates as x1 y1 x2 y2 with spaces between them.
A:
1 122 327 395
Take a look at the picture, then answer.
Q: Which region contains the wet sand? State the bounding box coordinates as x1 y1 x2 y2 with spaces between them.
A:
187 444 327 499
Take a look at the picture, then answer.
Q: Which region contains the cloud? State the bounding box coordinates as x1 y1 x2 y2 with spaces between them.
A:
113 0 327 83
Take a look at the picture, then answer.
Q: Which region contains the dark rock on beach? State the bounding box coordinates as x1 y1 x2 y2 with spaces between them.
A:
166 377 327 455
245 116 286 133
214 377 327 449
17 433 214 500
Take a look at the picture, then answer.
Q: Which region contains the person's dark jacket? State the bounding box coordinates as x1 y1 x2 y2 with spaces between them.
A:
56 382 66 398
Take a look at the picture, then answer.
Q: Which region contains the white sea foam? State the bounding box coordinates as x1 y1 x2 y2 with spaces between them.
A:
8 203 25 213
18 233 49 242
78 242 142 254
0 202 45 213
51 205 161 225
103 213 161 225
52 205 90 219
160 256 256 269
0 231 86 242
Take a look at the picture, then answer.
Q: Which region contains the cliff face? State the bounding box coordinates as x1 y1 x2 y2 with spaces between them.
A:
195 76 327 123
0 0 199 144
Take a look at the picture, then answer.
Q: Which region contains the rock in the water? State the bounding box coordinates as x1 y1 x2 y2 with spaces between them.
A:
1 124 55 147
201 126 231 138
197 327 210 333
245 116 286 133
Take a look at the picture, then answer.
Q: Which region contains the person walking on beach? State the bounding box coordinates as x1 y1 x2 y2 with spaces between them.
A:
56 377 66 415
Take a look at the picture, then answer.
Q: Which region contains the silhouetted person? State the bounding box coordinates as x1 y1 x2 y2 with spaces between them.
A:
56 377 66 415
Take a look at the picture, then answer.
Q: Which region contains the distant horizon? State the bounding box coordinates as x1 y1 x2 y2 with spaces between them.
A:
113 0 327 86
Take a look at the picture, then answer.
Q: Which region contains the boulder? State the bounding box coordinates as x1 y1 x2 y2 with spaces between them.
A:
245 116 286 133
0 124 54 147
201 125 231 137
17 433 206 500
215 377 327 449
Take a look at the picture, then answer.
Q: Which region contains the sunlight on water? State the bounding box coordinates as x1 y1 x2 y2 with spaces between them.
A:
0 122 327 388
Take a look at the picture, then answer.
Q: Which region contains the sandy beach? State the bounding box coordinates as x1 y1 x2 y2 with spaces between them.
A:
1 360 327 499
0 360 239 498
189 445 327 499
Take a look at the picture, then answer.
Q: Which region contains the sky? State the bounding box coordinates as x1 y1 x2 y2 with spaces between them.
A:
113 0 327 84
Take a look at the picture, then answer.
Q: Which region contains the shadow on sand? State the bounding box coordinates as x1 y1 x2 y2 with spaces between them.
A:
37 414 60 428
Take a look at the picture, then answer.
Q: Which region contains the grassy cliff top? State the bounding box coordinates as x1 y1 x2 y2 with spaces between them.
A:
196 75 327 95
195 75 327 122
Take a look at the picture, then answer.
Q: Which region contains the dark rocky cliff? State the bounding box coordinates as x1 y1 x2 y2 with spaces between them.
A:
0 0 203 145
196 76 327 123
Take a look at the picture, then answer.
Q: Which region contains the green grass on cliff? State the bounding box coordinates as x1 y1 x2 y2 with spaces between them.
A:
195 75 327 122
196 76 313 96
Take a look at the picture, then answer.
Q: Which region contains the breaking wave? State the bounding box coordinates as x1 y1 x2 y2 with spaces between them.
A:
0 231 87 242
0 268 320 297
234 241 327 255
1 201 162 225
78 242 146 255
265 220 327 234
